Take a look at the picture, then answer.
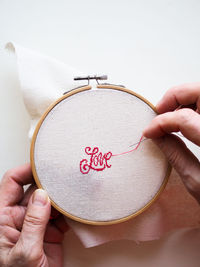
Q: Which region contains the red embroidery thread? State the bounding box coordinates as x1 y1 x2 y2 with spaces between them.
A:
80 135 144 174
80 147 112 174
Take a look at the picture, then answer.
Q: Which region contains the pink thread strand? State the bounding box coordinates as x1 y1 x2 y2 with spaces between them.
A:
112 135 144 157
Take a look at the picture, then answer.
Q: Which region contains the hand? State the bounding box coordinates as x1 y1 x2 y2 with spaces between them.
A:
0 163 69 267
143 83 200 204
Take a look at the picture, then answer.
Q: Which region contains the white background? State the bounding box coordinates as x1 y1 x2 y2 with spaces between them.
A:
1 0 200 175
0 1 200 266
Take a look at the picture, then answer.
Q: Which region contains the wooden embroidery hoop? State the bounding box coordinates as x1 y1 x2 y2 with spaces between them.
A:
30 84 171 225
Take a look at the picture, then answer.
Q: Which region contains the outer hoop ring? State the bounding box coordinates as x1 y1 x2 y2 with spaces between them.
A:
30 85 171 225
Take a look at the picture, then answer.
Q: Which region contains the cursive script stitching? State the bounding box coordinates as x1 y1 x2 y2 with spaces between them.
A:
80 135 144 174
80 147 112 174
80 146 112 174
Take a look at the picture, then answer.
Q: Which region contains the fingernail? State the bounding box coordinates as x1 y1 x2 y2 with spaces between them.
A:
32 189 49 206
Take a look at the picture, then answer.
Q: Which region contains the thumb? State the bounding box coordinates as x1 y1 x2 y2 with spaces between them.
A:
153 134 200 203
17 189 51 255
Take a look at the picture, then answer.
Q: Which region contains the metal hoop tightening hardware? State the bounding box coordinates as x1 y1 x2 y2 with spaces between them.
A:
73 75 125 87
63 75 125 95
74 75 108 85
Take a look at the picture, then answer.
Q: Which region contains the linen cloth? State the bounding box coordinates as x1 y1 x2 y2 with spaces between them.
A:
6 42 200 248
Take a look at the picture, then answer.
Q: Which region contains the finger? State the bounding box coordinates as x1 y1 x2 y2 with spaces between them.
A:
0 225 20 244
152 134 200 203
20 184 37 207
11 206 26 230
0 206 25 228
156 82 200 113
16 189 51 257
0 225 20 246
0 163 34 208
0 186 37 231
143 108 200 146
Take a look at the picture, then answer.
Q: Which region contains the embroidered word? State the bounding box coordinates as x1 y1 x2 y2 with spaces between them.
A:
80 147 112 174
80 135 144 174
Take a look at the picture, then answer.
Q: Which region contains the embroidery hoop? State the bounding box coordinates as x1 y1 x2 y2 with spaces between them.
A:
30 84 171 225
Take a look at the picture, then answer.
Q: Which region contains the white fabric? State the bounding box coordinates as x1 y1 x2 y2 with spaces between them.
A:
5 42 83 139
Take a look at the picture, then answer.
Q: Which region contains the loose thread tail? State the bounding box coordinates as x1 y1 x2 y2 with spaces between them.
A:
112 135 144 157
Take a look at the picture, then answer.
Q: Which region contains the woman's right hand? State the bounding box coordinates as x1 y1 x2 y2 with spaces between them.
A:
143 83 200 203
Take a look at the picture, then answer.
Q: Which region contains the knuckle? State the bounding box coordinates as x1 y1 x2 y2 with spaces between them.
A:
2 170 15 180
0 212 10 227
167 86 178 94
152 114 162 125
1 170 16 186
167 84 188 100
24 212 42 227
152 114 168 130
167 85 181 96
0 224 8 237
167 150 181 166
169 83 187 92
177 108 194 124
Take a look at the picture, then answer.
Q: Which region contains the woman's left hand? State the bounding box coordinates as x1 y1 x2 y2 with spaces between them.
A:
0 163 69 267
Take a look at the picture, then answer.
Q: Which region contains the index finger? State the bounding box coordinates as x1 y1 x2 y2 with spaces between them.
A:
157 82 200 114
143 108 200 146
0 163 34 208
